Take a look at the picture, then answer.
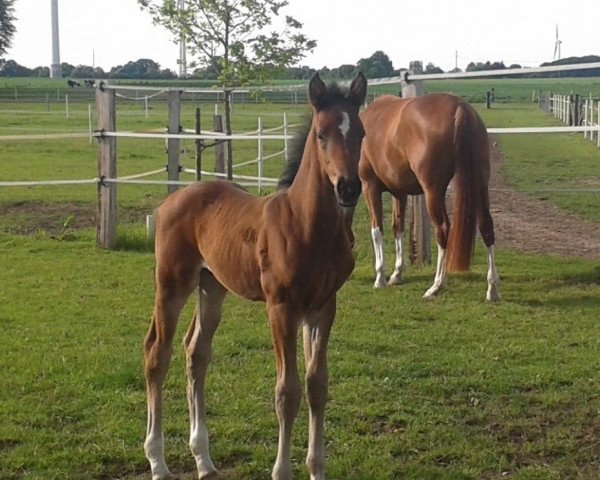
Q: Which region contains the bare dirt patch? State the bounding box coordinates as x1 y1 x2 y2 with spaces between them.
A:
488 137 600 261
0 201 148 237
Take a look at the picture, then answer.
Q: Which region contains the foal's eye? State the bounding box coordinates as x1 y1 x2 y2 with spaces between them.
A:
316 131 325 142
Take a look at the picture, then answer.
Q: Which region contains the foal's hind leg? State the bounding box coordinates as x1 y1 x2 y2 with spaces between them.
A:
422 187 451 299
388 194 407 285
302 296 335 480
184 269 227 478
144 252 200 480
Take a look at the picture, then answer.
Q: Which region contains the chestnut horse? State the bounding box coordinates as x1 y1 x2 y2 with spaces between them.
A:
357 93 500 301
143 72 367 480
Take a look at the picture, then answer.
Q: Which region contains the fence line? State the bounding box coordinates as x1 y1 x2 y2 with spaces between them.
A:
540 92 600 148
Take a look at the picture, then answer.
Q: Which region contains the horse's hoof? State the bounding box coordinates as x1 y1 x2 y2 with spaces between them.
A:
422 287 443 299
486 290 501 302
152 473 175 480
388 275 405 286
373 280 387 289
200 471 219 480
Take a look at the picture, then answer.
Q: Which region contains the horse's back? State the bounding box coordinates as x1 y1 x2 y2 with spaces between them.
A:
360 93 488 193
364 93 483 138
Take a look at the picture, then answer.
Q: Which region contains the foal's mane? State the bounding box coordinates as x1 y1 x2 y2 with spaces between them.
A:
277 82 352 190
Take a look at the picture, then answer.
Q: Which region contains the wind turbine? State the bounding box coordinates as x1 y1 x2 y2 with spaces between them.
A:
50 0 62 78
553 24 562 60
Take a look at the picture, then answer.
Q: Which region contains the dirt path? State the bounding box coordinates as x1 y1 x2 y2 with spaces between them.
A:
487 137 600 261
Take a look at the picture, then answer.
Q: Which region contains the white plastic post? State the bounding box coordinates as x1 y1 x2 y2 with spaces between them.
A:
65 94 69 118
257 116 263 194
597 101 600 148
283 112 289 163
88 104 93 144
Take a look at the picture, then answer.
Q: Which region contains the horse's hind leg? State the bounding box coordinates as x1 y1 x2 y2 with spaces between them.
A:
362 181 387 288
388 194 407 285
422 187 450 299
144 245 201 480
302 295 335 480
184 269 227 479
477 191 501 302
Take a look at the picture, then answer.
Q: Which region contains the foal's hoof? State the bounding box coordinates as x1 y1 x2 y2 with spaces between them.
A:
373 279 387 289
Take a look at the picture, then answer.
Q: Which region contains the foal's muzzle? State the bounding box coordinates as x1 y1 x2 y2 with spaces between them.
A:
335 177 361 207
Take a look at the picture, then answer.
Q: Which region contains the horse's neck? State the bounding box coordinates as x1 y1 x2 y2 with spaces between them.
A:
286 138 340 230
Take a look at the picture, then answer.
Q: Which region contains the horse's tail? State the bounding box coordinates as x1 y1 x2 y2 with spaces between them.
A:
445 103 485 272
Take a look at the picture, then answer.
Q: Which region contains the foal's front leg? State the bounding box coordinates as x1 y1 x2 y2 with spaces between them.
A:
144 273 197 479
268 302 302 480
302 296 336 480
184 269 227 479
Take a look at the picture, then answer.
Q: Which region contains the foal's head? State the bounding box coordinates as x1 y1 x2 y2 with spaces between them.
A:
308 72 367 207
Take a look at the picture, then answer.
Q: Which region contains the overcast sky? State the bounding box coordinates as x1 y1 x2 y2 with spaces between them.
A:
6 0 600 73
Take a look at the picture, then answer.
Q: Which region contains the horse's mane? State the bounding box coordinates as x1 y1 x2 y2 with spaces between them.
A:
277 114 311 189
277 82 351 190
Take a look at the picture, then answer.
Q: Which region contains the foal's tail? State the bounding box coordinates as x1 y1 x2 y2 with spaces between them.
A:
445 103 487 272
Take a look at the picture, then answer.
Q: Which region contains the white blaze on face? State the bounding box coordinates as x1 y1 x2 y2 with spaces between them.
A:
339 111 350 139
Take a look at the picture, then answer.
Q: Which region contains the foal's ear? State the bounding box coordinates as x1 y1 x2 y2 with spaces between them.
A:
348 72 367 107
308 73 327 110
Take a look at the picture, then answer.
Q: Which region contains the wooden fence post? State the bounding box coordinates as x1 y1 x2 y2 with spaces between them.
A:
401 72 431 266
213 114 225 175
96 87 117 249
167 90 181 194
195 107 202 181
223 89 233 180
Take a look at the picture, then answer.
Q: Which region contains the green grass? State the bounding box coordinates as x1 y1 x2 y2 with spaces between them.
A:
0 207 599 480
1 79 599 479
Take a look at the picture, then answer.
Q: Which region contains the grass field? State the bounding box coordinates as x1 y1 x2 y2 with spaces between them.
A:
0 77 599 480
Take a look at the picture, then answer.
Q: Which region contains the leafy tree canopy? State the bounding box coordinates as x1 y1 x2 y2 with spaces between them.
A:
357 50 395 78
0 0 17 57
138 0 316 87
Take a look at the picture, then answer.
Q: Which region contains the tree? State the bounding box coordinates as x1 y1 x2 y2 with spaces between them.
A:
60 62 76 78
0 0 16 57
425 62 444 74
408 60 423 74
0 59 32 77
357 51 394 79
138 0 317 179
